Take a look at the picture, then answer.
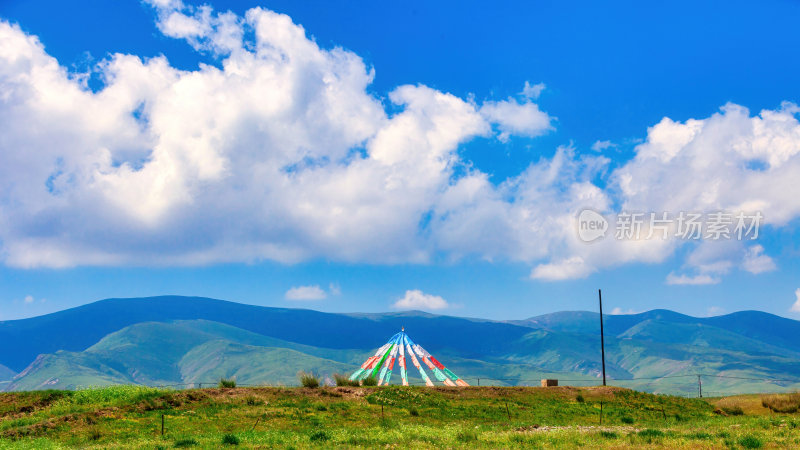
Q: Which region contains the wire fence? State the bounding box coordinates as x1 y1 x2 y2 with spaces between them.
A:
147 372 800 398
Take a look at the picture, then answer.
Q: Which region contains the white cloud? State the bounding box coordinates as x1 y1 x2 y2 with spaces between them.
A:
791 289 800 313
610 307 639 315
328 283 341 296
531 256 594 281
285 285 327 301
479 98 553 142
521 81 545 99
23 295 34 304
706 306 725 316
666 273 720 285
591 140 615 152
393 289 449 310
0 3 799 288
741 244 776 274
0 9 552 268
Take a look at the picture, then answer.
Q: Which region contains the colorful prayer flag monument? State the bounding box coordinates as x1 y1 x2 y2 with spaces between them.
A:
350 328 469 386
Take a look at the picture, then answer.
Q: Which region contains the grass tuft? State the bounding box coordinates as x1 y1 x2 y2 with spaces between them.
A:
456 429 478 442
738 435 763 449
333 373 360 387
88 429 101 441
244 396 261 406
173 438 199 448
309 430 329 441
762 393 800 413
721 405 744 416
221 433 240 445
360 376 377 386
218 378 236 388
298 372 320 388
638 428 664 438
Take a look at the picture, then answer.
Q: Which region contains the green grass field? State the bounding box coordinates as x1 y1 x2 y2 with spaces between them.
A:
1 385 798 448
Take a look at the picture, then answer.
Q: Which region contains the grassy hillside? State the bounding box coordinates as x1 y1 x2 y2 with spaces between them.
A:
1 385 798 448
4 321 360 391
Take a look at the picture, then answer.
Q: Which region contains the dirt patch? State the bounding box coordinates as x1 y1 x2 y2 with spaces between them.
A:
516 424 642 434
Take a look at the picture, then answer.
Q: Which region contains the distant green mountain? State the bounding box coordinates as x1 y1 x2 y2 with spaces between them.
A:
4 296 800 395
5 320 356 391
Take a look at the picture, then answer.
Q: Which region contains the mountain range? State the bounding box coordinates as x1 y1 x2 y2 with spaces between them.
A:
2 296 799 395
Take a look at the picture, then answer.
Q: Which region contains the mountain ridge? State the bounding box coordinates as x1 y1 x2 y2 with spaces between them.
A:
4 296 800 396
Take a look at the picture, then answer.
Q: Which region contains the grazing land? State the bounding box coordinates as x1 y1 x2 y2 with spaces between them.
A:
1 385 799 448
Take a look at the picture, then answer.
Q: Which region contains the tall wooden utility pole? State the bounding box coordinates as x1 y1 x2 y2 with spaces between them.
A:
599 289 607 386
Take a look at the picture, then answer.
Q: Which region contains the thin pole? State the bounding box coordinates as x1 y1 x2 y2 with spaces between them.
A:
698 375 702 398
599 289 606 386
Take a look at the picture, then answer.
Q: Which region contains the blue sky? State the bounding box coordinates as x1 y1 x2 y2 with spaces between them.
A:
1 0 799 320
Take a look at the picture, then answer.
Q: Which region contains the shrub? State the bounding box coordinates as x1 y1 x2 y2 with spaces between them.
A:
174 438 199 448
599 431 617 439
408 407 419 416
222 433 240 445
575 393 585 403
361 376 377 386
316 404 328 411
88 429 101 441
738 435 763 449
620 416 634 424
333 373 360 387
299 372 320 388
218 378 236 388
762 394 800 413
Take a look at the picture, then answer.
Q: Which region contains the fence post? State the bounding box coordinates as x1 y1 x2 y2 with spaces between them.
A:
600 401 603 425
161 414 165 436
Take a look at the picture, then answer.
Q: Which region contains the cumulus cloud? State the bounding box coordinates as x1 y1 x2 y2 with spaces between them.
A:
23 295 34 304
392 290 449 310
531 256 594 281
741 244 776 274
479 98 552 142
792 289 800 313
665 273 720 285
0 2 799 287
285 285 327 301
0 7 552 268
